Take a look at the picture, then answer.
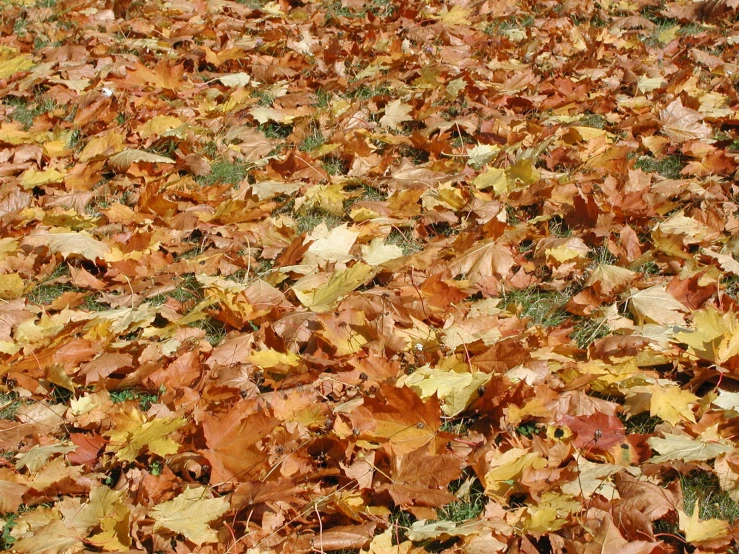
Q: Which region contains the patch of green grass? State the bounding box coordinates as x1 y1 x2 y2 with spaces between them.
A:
484 14 536 35
515 421 543 438
190 316 227 346
260 122 292 139
299 127 325 152
438 473 486 523
27 264 79 307
631 260 660 275
295 209 343 234
0 392 22 420
681 470 739 522
388 509 416 545
1 514 16 550
579 113 607 129
350 83 391 101
81 295 108 312
252 89 274 106
196 159 249 187
440 416 478 435
5 96 58 129
590 244 617 266
149 460 163 475
503 287 573 328
621 412 662 435
634 155 684 179
110 389 160 411
386 228 423 256
321 156 346 176
679 22 711 36
314 88 331 109
548 215 572 237
571 318 609 349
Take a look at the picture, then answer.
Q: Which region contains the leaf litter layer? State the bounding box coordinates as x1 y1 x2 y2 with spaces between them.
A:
2 0 739 551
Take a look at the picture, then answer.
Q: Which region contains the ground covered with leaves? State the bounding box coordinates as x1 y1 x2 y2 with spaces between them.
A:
4 0 739 552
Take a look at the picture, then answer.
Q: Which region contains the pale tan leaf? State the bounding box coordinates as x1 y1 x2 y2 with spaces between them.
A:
13 519 83 554
660 98 712 142
24 231 110 262
150 486 230 546
628 285 688 326
379 99 413 130
108 149 175 172
648 434 732 463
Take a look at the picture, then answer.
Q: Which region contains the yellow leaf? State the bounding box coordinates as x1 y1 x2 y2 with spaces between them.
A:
78 130 125 162
108 149 175 172
628 285 688 326
679 501 729 543
0 273 24 299
472 167 509 194
248 348 300 368
0 54 34 79
361 238 403 266
293 263 375 313
435 5 471 25
648 434 732 463
398 363 491 416
379 99 413 130
150 486 230 546
648 384 697 425
484 448 547 501
13 519 82 554
302 183 345 216
19 168 66 189
658 25 680 44
24 231 111 262
105 409 186 462
506 156 540 185
135 115 183 139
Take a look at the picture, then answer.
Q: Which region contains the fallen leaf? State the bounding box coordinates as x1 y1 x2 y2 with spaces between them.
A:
678 500 729 543
149 486 230 545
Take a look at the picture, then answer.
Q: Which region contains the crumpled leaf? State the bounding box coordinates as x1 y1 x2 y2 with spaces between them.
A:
108 149 175 172
149 486 230 545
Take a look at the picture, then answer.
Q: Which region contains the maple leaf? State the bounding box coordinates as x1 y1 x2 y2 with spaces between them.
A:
108 149 175 172
105 409 186 462
647 384 697 425
149 486 230 545
628 285 688 326
12 519 83 554
24 231 111 262
293 263 375 313
678 501 729 543
379 99 413 130
648 434 732 463
561 412 626 453
449 240 515 283
201 407 279 483
397 362 490 416
660 98 712 142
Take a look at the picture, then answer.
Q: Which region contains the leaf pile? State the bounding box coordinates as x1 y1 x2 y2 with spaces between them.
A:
3 0 739 551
